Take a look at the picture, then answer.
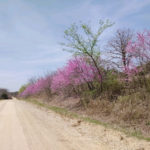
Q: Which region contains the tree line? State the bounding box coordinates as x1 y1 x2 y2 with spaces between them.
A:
19 19 150 106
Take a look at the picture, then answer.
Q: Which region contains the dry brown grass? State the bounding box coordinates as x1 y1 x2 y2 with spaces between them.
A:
26 89 150 139
85 91 150 137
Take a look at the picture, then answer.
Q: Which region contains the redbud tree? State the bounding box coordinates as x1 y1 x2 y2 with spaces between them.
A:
51 57 100 94
125 30 150 83
20 75 53 98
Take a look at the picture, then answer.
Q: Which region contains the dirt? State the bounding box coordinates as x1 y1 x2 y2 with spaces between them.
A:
0 99 149 150
45 96 150 137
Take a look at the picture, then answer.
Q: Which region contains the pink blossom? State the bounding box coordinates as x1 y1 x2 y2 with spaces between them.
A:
51 57 100 93
124 30 150 80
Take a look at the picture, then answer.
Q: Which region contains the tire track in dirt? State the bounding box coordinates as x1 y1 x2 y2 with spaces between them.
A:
16 100 106 150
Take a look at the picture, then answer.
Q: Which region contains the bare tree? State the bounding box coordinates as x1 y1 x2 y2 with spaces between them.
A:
28 76 37 85
107 29 134 71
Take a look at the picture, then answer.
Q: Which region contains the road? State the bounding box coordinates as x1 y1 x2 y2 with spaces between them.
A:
0 99 149 150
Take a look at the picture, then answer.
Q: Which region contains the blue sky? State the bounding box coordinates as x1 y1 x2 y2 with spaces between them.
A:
0 0 150 92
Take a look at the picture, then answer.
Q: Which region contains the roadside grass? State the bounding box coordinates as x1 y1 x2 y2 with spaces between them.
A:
20 98 150 142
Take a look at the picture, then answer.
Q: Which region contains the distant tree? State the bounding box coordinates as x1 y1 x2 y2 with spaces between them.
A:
0 88 8 95
20 74 53 99
0 88 9 99
62 20 113 91
28 76 37 85
18 85 27 94
1 93 8 99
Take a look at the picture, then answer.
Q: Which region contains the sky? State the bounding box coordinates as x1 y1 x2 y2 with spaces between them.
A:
0 0 150 92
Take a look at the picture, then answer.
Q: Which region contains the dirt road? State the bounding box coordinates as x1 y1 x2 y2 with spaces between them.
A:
0 99 149 150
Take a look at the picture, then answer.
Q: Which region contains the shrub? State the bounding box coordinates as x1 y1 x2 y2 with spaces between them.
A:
102 71 124 100
0 93 9 99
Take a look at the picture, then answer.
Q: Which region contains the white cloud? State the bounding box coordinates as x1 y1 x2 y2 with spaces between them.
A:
21 53 70 65
112 0 150 20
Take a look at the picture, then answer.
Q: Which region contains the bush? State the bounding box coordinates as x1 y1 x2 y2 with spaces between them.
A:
115 91 150 123
145 78 150 93
0 93 9 99
102 72 124 100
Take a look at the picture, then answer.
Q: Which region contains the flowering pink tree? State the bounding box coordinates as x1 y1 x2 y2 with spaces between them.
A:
20 75 53 98
125 30 150 80
51 57 101 93
20 57 102 97
127 31 150 64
